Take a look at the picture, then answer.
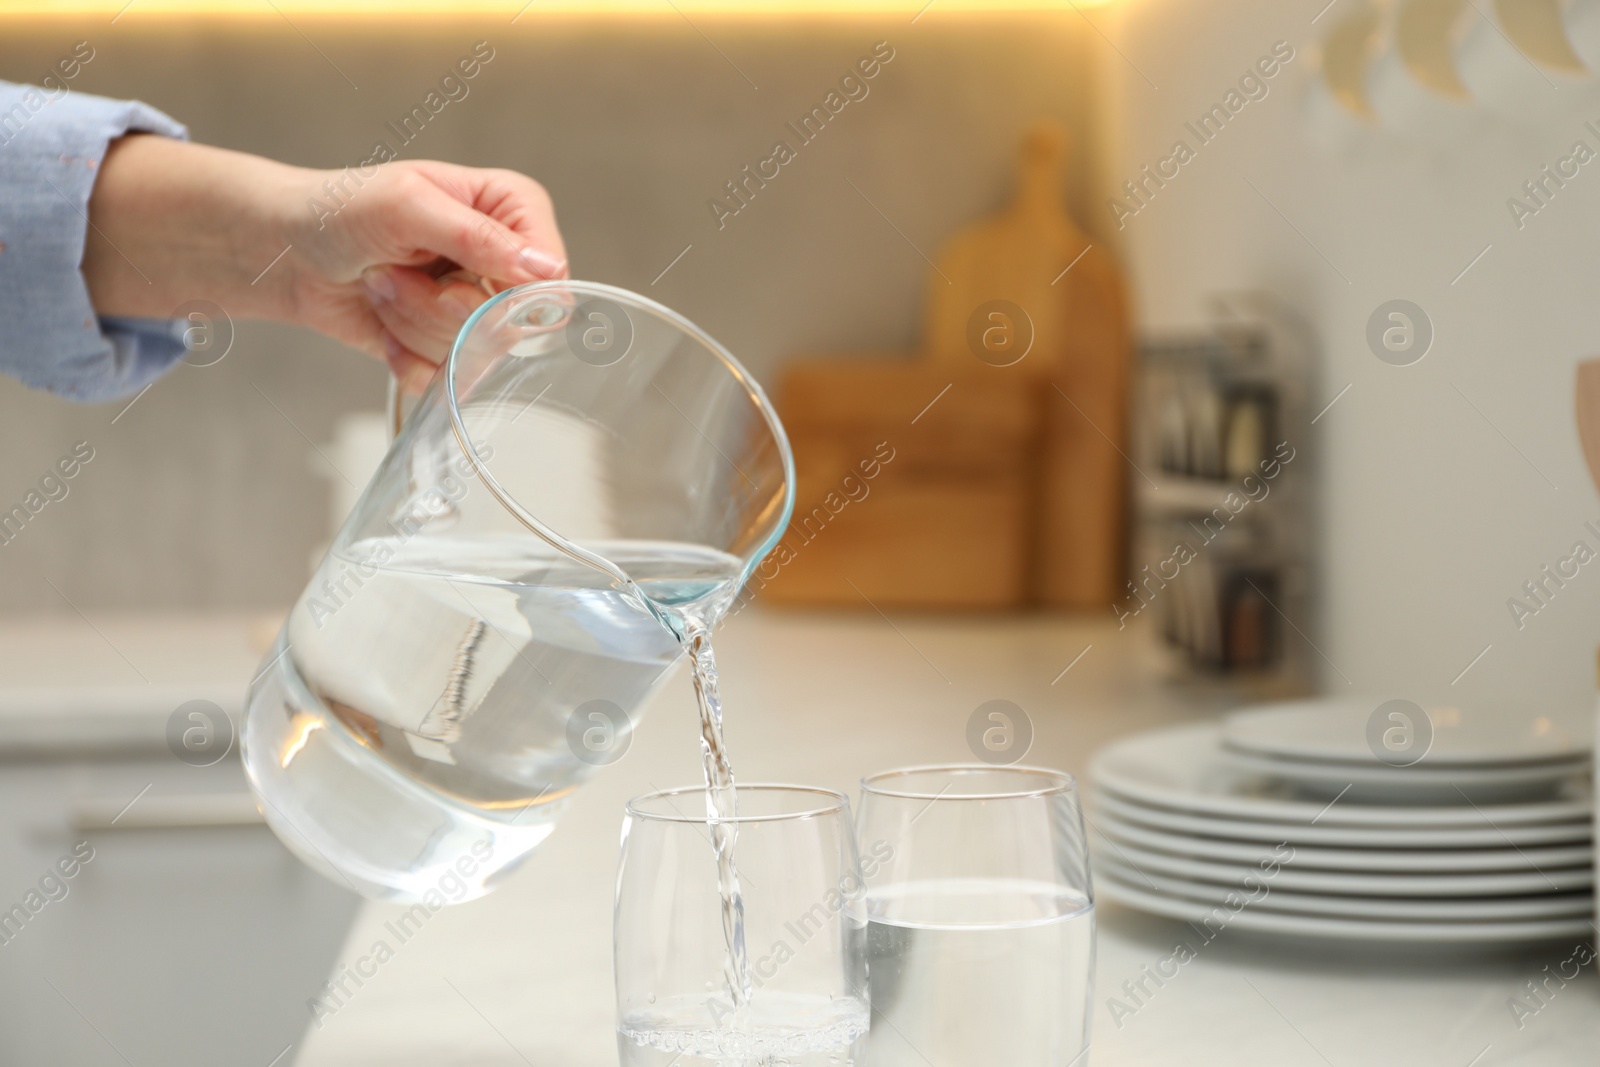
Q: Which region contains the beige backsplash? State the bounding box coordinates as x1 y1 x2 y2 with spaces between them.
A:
0 13 1103 612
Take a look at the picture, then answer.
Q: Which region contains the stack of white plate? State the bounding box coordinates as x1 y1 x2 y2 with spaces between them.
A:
1089 713 1595 942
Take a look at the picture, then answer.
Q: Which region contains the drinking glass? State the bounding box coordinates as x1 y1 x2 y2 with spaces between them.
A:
857 765 1094 1067
615 785 870 1066
241 281 794 903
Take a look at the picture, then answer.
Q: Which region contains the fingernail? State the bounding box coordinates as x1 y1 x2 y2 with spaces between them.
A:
363 267 396 303
519 248 567 279
382 332 403 361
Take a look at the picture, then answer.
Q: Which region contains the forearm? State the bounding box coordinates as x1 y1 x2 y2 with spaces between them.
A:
82 135 306 321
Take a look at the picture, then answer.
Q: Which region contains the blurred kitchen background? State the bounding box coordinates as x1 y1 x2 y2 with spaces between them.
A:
5 0 1596 715
0 6 1102 606
8 2 1600 1065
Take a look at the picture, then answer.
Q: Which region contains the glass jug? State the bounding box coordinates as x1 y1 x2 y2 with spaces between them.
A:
242 281 795 903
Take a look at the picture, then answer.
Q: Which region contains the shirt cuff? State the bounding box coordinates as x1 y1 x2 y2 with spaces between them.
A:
0 81 190 403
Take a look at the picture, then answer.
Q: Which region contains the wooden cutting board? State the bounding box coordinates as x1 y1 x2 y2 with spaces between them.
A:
1575 357 1600 494
923 120 1132 607
763 360 1039 609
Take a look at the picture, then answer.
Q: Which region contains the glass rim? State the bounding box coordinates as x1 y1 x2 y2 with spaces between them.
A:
859 764 1077 801
442 278 798 597
625 783 849 824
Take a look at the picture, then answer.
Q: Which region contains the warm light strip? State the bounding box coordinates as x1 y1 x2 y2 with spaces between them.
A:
0 0 1110 15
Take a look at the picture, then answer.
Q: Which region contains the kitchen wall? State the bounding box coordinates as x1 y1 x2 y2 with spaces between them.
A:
1103 0 1600 713
19 2 1586 720
0 11 1100 611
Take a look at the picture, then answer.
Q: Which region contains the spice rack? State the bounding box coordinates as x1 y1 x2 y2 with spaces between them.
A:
1128 293 1315 698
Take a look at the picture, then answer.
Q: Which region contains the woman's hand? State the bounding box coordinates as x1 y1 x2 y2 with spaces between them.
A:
283 159 567 392
82 136 567 392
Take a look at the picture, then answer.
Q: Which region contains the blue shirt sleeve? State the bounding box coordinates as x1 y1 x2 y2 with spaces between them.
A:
0 80 190 403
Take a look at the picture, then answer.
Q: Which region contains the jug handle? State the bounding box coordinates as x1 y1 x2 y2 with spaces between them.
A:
385 375 405 443
383 271 498 442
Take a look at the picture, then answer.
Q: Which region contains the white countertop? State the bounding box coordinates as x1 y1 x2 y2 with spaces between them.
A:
2 609 1594 1064
279 609 1599 1067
